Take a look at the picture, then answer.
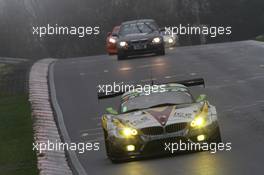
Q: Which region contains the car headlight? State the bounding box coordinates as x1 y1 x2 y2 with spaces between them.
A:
119 41 128 47
168 38 174 44
191 102 209 128
152 37 161 43
119 127 138 138
190 117 206 128
109 37 116 44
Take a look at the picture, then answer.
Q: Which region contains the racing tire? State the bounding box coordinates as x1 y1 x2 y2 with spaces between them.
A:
117 53 127 60
103 130 123 163
199 126 222 152
156 48 165 56
110 157 124 164
209 126 222 144
103 130 110 156
107 143 125 163
103 130 131 163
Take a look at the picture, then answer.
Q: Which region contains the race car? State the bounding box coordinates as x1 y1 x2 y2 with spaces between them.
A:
116 19 165 60
99 78 222 162
106 26 120 55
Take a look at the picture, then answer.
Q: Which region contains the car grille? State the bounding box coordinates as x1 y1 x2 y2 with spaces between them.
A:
143 138 176 153
141 122 187 136
141 126 164 135
130 39 149 44
165 123 187 133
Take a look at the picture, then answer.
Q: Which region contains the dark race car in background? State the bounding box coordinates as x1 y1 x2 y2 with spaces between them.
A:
116 19 165 60
98 79 222 162
106 26 120 55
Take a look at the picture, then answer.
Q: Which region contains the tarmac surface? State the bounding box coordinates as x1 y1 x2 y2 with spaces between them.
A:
51 40 264 175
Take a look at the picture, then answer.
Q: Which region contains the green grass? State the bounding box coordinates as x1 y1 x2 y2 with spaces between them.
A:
256 35 264 42
0 64 12 76
0 94 38 175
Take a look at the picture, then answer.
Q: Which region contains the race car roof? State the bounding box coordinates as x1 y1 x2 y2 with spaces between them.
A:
122 19 155 25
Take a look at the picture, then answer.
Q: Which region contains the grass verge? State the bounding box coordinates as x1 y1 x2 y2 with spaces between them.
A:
0 94 38 175
256 35 264 42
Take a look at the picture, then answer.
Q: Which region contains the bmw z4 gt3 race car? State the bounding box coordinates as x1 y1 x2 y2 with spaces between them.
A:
98 79 222 162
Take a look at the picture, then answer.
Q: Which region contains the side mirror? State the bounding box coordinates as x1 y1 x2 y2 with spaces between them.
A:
196 94 207 103
111 33 118 37
107 32 112 37
106 107 118 115
159 27 165 32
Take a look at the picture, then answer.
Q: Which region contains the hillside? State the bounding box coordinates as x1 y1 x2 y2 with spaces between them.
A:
0 0 263 59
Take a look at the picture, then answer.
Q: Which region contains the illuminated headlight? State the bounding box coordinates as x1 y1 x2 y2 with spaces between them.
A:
168 38 174 44
126 145 135 152
109 37 116 44
152 37 161 43
120 127 138 138
197 135 206 141
190 117 206 128
119 41 128 47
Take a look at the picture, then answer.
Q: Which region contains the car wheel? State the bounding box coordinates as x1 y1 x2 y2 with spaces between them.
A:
117 53 126 60
105 140 111 156
103 130 121 162
209 126 222 144
107 143 124 163
157 48 165 56
109 157 123 163
103 130 110 156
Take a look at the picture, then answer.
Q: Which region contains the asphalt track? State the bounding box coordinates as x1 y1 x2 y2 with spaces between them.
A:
51 40 264 175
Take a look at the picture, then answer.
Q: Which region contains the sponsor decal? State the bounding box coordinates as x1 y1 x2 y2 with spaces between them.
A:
146 106 175 126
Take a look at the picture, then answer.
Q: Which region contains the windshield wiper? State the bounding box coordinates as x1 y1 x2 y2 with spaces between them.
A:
122 103 192 114
144 22 155 34
136 23 143 33
123 103 177 114
148 103 178 109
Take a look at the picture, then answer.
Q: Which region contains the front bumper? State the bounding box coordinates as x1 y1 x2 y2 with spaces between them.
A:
118 42 164 56
164 40 176 48
106 43 117 54
107 122 219 160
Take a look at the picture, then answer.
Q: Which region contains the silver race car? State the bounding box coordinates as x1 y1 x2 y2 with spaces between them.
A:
99 79 222 162
160 29 178 48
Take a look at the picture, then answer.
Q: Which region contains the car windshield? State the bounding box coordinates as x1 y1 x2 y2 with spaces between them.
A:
160 31 165 35
121 91 193 113
119 22 158 36
112 26 120 35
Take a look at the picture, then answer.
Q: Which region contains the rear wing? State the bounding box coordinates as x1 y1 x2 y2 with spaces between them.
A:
170 78 205 88
97 78 205 99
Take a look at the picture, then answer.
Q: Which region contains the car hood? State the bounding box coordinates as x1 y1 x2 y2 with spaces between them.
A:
119 32 160 41
113 103 203 129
